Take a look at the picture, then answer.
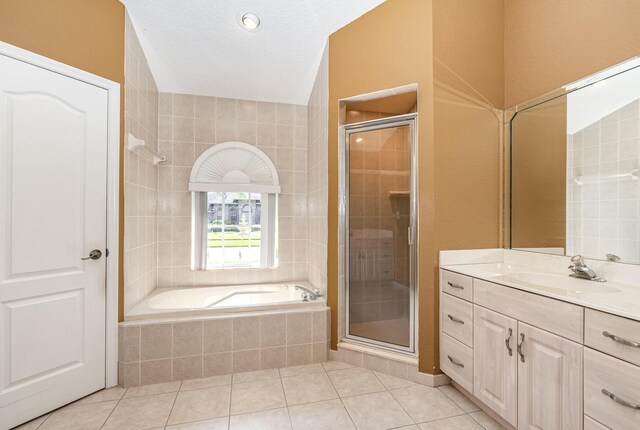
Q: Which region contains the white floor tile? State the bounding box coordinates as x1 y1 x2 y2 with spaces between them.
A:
229 408 292 430
390 385 464 423
341 391 413 430
289 399 355 430
168 385 231 425
230 379 286 415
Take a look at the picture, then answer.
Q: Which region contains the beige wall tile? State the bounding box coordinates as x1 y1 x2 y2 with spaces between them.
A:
216 97 237 120
204 319 232 353
238 99 257 122
119 361 140 387
172 355 203 381
120 325 140 362
173 116 195 142
173 94 195 117
257 101 276 124
286 313 312 345
141 324 172 360
233 317 260 351
141 359 173 385
312 342 329 363
276 103 295 125
260 314 286 348
173 321 203 357
233 349 261 373
287 344 313 367
260 347 287 370
195 96 215 118
203 352 233 377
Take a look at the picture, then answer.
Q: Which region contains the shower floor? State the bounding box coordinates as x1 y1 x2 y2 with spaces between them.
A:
350 318 410 347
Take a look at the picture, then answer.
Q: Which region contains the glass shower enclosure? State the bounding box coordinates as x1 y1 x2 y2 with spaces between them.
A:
344 114 417 353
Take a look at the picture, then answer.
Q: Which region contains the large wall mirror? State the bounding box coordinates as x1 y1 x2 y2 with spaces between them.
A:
508 58 640 264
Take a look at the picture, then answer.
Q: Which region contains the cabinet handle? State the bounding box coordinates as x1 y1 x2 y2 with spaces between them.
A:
447 355 464 368
602 389 640 409
505 328 513 356
603 331 640 348
517 333 525 362
447 314 464 324
447 282 464 290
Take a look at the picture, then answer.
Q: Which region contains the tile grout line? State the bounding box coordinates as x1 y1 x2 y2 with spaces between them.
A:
163 380 183 428
323 365 358 429
98 387 129 430
370 370 418 427
276 370 295 429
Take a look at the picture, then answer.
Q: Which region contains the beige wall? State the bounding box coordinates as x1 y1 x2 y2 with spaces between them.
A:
123 13 160 314
329 0 436 371
0 0 126 319
505 0 640 107
432 0 504 372
434 0 505 109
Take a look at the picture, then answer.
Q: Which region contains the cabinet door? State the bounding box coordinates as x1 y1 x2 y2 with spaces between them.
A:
474 306 518 426
518 322 583 430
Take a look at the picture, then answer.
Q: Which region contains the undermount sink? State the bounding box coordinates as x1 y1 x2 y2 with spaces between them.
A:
496 272 621 295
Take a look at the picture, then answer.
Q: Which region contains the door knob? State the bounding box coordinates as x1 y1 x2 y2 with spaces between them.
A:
81 249 102 260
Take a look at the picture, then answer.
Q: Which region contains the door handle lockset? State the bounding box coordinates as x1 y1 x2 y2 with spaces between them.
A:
81 249 102 261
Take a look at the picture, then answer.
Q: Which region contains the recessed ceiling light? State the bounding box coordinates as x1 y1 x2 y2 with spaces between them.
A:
241 13 260 30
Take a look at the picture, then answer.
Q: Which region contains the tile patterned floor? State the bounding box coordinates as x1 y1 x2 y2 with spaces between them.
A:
14 361 505 430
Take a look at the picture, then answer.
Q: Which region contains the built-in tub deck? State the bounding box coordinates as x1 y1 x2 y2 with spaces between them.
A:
119 282 330 387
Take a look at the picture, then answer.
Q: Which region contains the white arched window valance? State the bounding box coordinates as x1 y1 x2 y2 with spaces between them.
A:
189 141 281 193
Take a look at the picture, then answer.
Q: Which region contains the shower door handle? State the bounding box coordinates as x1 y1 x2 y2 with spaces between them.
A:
407 226 413 246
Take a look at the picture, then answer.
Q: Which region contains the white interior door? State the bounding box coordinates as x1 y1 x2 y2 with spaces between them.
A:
0 53 108 429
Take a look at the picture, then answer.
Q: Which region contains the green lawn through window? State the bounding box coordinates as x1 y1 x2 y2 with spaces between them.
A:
207 231 261 248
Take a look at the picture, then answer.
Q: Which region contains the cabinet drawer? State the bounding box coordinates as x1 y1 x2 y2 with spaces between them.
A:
585 309 640 366
584 416 610 430
440 270 472 301
441 294 473 347
474 279 583 343
440 333 473 393
584 348 640 430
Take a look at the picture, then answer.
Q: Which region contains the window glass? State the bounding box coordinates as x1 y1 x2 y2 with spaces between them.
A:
206 192 263 268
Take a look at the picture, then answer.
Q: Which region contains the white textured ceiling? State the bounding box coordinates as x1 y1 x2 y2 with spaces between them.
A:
121 0 386 104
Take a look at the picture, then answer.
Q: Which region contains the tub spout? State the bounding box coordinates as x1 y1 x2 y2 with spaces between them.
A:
294 284 322 300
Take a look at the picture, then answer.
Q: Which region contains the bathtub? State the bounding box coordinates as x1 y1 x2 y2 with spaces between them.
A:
119 281 330 386
126 281 324 321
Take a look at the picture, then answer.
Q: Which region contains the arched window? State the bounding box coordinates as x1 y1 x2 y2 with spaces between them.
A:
190 142 280 269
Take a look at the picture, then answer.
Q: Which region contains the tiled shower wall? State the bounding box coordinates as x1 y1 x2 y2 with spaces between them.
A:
307 45 329 293
156 93 309 287
123 13 159 314
567 99 640 262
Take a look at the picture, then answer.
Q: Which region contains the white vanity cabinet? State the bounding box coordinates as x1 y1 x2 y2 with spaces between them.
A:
440 269 585 429
517 322 583 430
473 305 517 426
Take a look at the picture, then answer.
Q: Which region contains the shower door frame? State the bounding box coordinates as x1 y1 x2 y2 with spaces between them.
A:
343 113 418 354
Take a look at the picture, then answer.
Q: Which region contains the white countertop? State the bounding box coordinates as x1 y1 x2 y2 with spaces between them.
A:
441 261 640 322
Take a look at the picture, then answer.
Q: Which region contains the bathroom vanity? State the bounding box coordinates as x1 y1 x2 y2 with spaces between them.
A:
439 249 640 430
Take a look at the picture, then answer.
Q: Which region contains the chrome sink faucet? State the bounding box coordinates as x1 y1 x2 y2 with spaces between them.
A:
568 255 606 282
